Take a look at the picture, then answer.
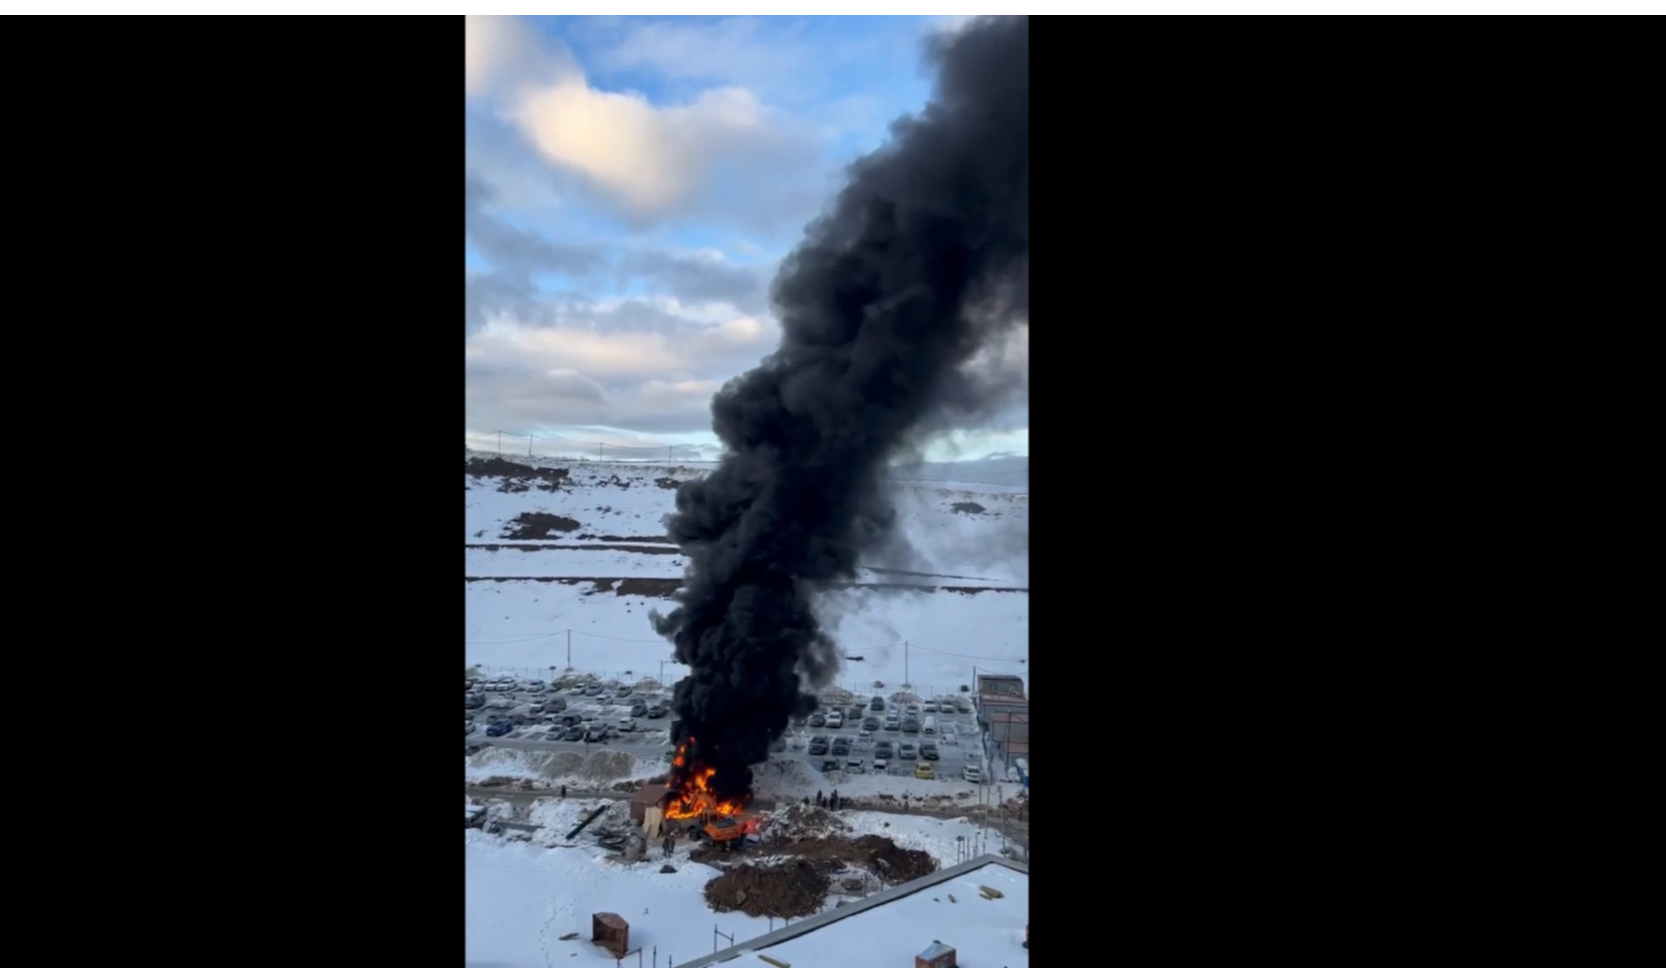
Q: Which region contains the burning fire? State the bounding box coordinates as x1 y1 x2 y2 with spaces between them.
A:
664 739 750 820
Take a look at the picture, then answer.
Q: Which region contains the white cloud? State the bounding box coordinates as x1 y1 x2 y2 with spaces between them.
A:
510 83 765 218
465 15 800 222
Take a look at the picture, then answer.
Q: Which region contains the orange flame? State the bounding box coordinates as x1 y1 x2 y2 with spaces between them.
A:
664 739 750 821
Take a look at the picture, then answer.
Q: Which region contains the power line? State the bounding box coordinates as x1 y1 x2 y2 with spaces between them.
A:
900 639 1028 663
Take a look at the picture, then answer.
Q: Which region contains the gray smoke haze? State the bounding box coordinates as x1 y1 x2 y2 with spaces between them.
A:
652 16 1028 802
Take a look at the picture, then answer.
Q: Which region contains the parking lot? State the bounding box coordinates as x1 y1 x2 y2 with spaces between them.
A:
466 674 994 785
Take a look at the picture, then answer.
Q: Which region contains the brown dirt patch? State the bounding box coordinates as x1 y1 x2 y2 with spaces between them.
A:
465 543 680 555
655 477 680 490
466 456 570 493
615 577 681 597
703 859 831 919
460 577 1023 597
576 534 677 544
950 501 986 514
501 512 582 539
694 832 936 886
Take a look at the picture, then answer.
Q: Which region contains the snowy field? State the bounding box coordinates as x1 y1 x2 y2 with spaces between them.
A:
464 806 1015 968
465 451 1027 584
466 579 1027 695
465 452 1029 968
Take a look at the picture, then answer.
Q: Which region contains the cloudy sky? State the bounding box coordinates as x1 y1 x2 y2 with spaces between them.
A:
465 15 1028 464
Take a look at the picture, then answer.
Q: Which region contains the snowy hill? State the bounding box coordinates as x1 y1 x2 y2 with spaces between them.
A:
465 450 1029 695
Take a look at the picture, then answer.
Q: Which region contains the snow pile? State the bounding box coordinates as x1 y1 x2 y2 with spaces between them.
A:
765 803 851 840
840 811 997 870
465 746 660 788
751 758 825 796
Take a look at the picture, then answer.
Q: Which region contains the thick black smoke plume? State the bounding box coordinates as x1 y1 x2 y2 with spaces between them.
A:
652 16 1028 803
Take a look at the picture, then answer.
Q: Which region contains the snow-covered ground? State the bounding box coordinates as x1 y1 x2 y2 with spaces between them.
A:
465 451 1027 583
465 452 1029 967
463 807 1015 968
466 580 1027 695
465 747 667 787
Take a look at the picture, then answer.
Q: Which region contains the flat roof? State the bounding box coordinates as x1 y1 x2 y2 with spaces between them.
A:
675 856 1028 968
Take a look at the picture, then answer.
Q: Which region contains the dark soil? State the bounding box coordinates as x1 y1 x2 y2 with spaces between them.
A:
465 456 570 493
616 577 682 597
575 534 676 544
466 543 680 555
501 512 582 539
694 834 937 886
655 477 681 490
703 859 831 919
950 502 986 514
460 577 1023 597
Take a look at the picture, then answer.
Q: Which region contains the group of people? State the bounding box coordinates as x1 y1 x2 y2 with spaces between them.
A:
804 789 844 810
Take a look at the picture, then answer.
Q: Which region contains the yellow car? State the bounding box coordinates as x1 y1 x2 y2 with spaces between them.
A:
913 763 934 779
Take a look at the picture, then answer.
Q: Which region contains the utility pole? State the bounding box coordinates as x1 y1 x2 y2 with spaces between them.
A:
903 640 909 688
528 433 536 457
567 630 572 668
598 441 605 461
496 430 502 454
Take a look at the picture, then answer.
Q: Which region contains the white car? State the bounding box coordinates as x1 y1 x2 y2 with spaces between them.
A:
845 759 863 774
963 764 983 783
527 681 546 693
825 712 843 728
922 700 937 713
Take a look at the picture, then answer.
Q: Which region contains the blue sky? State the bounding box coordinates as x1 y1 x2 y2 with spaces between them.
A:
464 15 1028 464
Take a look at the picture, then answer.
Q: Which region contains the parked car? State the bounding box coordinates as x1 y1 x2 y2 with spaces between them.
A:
485 722 511 737
615 717 635 732
963 763 983 783
647 705 667 718
527 681 546 693
631 702 647 717
809 712 826 727
584 724 608 743
914 763 934 779
544 696 567 712
883 716 901 731
922 700 938 713
862 717 881 731
821 759 840 773
902 717 921 733
465 694 485 710
870 697 885 711
562 726 584 741
920 741 939 760
874 741 894 759
899 743 918 759
826 711 844 728
845 759 864 774
807 736 830 756
831 737 852 756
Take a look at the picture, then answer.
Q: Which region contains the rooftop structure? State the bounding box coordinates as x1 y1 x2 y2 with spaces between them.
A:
673 855 1028 968
975 672 1026 699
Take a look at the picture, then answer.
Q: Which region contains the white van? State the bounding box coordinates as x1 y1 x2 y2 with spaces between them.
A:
921 716 938 735
615 717 636 733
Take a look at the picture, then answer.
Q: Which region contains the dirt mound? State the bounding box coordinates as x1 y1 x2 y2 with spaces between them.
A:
466 456 570 492
768 803 851 839
615 578 680 597
951 501 986 514
704 859 831 919
853 835 937 881
502 512 581 539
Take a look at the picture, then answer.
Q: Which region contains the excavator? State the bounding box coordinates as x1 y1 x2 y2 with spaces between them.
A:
684 810 761 850
689 812 749 850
